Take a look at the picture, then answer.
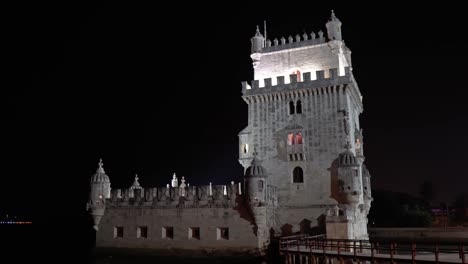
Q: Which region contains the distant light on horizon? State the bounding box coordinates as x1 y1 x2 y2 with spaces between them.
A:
0 221 32 225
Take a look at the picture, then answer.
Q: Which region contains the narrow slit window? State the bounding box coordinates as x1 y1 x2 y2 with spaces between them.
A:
162 226 174 239
296 100 302 114
137 226 148 239
289 101 295 115
217 227 229 240
114 226 124 238
189 227 200 240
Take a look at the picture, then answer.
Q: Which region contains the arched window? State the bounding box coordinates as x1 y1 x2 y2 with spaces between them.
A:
296 133 303 144
287 133 295 145
296 100 302 114
293 167 304 183
241 143 249 153
289 101 295 115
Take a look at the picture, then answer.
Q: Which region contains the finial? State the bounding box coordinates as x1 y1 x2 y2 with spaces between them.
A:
331 10 335 18
251 148 261 166
344 141 352 151
254 25 263 37
131 173 141 189
97 158 105 173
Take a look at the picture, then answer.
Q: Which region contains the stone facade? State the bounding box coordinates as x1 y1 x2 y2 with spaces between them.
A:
87 11 372 255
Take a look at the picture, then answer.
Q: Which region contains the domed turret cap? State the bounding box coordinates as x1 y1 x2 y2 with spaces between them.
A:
338 143 359 166
245 153 267 177
90 158 110 183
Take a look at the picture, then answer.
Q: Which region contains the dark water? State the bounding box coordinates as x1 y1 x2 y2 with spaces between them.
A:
91 255 266 264
2 224 274 264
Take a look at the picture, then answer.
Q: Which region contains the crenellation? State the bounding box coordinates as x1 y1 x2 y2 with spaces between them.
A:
289 74 298 83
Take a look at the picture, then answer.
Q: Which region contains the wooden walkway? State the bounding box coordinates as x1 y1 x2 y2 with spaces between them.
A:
279 235 467 263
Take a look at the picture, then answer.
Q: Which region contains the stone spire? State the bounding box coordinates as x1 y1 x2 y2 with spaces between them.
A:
251 25 265 54
97 158 105 173
130 174 142 189
326 9 343 41
171 173 178 187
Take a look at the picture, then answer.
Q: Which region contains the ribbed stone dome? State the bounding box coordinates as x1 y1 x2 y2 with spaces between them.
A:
245 156 267 177
338 145 359 166
90 159 110 183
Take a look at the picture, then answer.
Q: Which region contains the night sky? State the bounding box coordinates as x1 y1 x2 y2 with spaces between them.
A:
3 3 468 225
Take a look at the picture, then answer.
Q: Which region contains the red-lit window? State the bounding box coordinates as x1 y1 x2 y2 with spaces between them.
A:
292 70 302 82
296 133 303 144
288 133 295 145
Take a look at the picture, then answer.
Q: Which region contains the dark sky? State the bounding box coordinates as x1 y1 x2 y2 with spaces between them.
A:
2 3 467 222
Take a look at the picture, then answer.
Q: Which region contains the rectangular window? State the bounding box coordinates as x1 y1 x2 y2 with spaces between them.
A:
189 227 200 240
217 227 229 240
162 226 174 239
137 226 148 239
114 226 124 238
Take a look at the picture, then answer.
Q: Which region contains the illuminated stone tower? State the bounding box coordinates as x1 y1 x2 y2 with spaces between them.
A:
87 159 111 231
240 11 372 240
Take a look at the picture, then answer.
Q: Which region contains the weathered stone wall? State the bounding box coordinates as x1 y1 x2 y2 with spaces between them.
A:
96 206 258 251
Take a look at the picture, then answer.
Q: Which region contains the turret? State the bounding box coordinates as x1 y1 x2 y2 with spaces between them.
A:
244 153 267 204
250 25 265 54
337 144 361 205
326 10 342 41
87 159 111 231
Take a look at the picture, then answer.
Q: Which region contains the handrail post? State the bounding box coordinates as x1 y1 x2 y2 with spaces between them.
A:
337 240 341 258
371 242 374 259
390 243 394 261
360 240 363 253
411 243 416 264
435 243 439 264
460 244 466 264
353 240 357 259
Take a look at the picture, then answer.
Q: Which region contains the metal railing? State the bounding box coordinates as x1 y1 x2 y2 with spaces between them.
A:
279 235 467 263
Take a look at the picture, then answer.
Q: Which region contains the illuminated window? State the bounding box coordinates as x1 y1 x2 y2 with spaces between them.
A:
296 100 302 114
296 133 303 144
217 227 229 240
293 167 304 183
287 133 295 145
241 143 249 154
289 101 295 115
114 226 124 238
137 226 148 239
162 226 174 239
189 227 200 240
355 138 361 149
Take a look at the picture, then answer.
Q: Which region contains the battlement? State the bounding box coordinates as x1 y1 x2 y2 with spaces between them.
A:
106 182 242 208
260 31 328 54
242 67 353 96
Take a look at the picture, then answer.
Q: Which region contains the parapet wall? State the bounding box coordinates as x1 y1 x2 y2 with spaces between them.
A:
261 31 327 53
242 66 353 96
107 184 240 208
